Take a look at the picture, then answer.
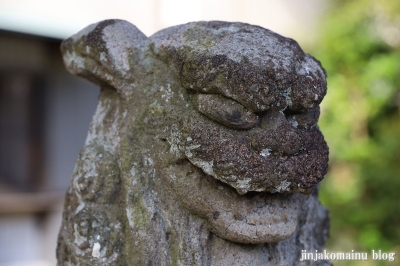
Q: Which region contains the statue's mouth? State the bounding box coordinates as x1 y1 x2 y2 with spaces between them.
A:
166 158 308 244
161 90 328 244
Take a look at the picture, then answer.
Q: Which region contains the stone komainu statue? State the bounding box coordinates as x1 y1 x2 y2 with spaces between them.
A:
57 20 330 265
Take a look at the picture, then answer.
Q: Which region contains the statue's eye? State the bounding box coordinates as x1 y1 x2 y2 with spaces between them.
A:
193 94 260 129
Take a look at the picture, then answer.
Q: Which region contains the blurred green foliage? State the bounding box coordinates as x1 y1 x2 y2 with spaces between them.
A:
313 0 400 263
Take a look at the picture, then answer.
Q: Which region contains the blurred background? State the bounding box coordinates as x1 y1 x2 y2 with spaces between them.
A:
0 0 398 265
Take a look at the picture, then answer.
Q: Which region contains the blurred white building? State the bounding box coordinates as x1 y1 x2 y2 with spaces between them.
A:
0 1 327 265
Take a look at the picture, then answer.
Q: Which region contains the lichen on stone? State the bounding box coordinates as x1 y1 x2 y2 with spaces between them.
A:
57 19 330 265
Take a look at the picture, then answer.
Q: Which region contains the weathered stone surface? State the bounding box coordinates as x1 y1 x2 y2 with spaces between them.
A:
193 94 260 129
57 19 330 265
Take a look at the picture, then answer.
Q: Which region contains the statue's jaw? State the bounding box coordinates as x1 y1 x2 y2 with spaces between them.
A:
165 160 307 244
206 203 300 244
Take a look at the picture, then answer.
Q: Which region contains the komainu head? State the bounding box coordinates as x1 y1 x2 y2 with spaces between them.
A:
61 20 328 244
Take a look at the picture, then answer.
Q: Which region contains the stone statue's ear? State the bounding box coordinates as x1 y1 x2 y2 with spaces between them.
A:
61 19 148 96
